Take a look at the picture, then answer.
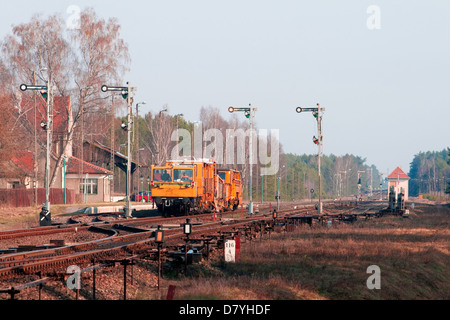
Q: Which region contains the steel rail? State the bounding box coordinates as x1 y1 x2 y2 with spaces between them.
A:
0 201 358 280
0 205 314 279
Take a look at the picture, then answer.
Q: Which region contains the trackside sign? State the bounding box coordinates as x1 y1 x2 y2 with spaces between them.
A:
224 239 235 262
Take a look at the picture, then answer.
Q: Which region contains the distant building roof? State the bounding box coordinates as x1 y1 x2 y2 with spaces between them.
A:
387 167 410 179
84 140 147 167
66 156 112 175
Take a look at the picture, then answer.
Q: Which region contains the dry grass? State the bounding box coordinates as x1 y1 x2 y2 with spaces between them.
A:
0 204 82 230
152 203 449 300
0 203 448 300
0 206 39 230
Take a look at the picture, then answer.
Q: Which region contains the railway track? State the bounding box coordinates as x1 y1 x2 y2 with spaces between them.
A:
0 203 310 274
0 200 386 299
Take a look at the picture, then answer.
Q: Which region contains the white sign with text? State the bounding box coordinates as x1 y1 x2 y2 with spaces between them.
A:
224 239 236 263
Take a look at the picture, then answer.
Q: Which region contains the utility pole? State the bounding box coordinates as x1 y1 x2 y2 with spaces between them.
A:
102 83 136 217
379 173 383 201
339 170 347 199
292 167 295 201
136 101 146 192
316 104 323 214
20 74 53 226
296 103 325 214
80 90 84 200
357 170 366 201
175 113 184 159
228 105 257 215
79 86 91 203
110 94 115 202
44 76 52 225
32 71 38 206
249 106 254 214
261 174 263 204
125 82 133 217
277 176 280 211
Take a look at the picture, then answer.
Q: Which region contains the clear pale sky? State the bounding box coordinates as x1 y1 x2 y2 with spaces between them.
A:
1 0 449 176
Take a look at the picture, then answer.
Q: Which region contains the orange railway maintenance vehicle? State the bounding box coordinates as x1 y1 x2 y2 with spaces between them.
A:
150 159 242 216
217 168 242 211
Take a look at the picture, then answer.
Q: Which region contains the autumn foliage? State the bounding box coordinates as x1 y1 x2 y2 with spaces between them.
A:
0 8 130 188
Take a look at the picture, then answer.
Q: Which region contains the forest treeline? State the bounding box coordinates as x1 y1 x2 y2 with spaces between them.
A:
408 148 450 198
115 106 383 201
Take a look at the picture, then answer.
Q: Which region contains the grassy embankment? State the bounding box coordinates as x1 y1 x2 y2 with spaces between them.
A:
144 203 449 300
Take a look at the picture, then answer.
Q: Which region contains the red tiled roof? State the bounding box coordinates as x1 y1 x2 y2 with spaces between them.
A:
387 167 409 179
66 156 113 175
11 150 33 174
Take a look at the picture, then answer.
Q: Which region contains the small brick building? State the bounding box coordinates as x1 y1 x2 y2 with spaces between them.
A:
387 167 410 200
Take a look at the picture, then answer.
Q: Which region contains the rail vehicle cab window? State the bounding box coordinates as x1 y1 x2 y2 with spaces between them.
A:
174 169 193 182
153 168 172 182
218 171 226 180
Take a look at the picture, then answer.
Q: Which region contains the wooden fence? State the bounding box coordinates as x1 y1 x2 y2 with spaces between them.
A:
0 188 75 207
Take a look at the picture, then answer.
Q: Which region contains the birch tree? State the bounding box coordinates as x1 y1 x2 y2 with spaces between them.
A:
0 8 130 187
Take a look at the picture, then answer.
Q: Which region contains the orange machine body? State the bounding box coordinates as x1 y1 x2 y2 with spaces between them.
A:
151 159 241 216
217 168 242 210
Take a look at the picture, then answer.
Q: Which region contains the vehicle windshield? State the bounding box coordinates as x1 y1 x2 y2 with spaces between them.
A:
153 168 172 182
217 171 227 180
173 169 193 182
218 171 226 180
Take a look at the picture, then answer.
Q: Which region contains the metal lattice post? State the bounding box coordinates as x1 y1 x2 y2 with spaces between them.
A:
296 103 325 214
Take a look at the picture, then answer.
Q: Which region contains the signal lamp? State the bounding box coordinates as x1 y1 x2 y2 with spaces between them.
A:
19 84 27 91
244 111 250 118
101 85 108 92
272 209 277 220
183 218 192 236
228 106 234 113
121 123 127 130
40 89 48 100
40 121 47 130
296 107 302 113
155 225 164 244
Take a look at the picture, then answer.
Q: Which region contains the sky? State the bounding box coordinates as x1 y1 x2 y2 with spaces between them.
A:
1 0 449 176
